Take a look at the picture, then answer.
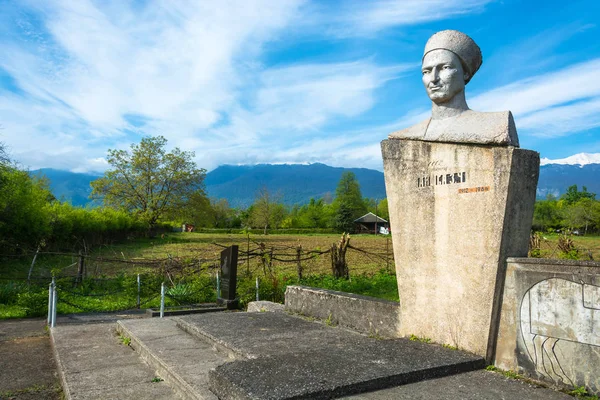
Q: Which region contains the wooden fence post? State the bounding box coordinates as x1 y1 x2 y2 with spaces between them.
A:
331 233 350 279
296 245 303 280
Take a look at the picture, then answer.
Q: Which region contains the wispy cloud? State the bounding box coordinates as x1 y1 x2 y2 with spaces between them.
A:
0 0 305 170
518 97 600 138
1 0 597 175
470 58 600 138
304 0 491 37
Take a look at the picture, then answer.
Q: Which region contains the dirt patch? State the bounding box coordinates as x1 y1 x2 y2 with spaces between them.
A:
0 318 62 400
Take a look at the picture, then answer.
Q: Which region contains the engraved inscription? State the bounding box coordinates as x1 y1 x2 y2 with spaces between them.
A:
418 171 466 187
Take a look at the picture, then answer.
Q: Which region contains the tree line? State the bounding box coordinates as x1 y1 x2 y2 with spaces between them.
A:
533 185 600 234
3 134 598 255
0 136 387 254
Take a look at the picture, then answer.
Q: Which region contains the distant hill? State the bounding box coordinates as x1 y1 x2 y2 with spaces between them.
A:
205 163 386 207
536 164 600 199
31 161 600 208
31 168 100 207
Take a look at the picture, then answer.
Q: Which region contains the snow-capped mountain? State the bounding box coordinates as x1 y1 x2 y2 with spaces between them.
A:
540 153 600 167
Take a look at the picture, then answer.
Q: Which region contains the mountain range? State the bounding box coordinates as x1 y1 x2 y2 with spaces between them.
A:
31 154 600 208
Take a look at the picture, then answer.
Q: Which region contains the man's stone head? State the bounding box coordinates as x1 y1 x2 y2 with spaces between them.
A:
421 30 482 104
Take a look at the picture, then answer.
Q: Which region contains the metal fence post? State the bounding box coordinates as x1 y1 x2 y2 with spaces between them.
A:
160 282 165 318
255 277 259 301
47 278 54 325
137 274 141 309
51 281 57 328
216 271 220 298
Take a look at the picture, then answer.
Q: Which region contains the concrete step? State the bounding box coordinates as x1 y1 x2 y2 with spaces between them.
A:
116 318 231 400
175 312 486 400
51 322 177 400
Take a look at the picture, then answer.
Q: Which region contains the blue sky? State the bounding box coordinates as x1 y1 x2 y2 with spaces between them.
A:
0 0 599 173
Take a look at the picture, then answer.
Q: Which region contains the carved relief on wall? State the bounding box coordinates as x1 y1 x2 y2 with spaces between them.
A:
520 278 600 388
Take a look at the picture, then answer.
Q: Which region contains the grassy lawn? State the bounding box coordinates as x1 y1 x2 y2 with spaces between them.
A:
533 232 600 260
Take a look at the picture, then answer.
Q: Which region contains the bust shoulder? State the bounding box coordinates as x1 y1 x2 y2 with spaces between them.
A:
388 110 519 147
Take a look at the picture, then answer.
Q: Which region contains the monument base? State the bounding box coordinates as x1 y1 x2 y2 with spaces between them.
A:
382 139 539 362
217 298 239 310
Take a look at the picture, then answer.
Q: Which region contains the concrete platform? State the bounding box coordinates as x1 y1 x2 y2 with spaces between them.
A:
51 322 177 399
117 318 228 400
51 311 574 400
176 313 485 399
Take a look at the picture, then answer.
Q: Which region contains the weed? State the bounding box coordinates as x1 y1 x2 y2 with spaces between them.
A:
442 343 458 350
119 335 131 346
300 314 316 322
368 330 384 340
0 383 62 398
409 334 431 343
568 385 599 399
485 365 521 380
151 377 164 383
324 313 334 326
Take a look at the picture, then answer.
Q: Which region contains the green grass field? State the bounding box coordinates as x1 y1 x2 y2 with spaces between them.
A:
2 231 599 320
0 232 398 319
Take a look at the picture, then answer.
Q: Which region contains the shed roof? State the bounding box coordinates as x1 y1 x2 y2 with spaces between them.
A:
353 212 388 224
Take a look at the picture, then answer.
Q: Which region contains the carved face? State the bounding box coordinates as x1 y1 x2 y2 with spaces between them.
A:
422 49 468 104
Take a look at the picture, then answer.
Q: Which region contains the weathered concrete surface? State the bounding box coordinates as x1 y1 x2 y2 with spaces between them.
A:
51 322 176 399
117 318 230 400
495 257 600 395
341 370 572 399
145 304 225 318
285 285 399 338
246 300 285 313
176 312 484 399
0 318 61 399
382 139 539 361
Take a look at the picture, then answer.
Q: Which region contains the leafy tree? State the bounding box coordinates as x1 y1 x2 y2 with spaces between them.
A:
296 198 329 228
364 198 389 222
563 198 597 234
168 190 213 228
533 195 561 231
562 185 595 204
331 172 367 232
249 187 287 234
210 198 239 228
333 202 354 233
0 168 54 251
377 198 389 222
0 140 9 166
91 136 207 233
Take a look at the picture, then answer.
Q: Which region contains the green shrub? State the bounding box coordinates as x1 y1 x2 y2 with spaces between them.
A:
0 281 25 305
17 289 48 316
166 283 195 305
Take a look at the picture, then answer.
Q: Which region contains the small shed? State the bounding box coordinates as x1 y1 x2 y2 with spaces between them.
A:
182 223 195 232
353 212 388 234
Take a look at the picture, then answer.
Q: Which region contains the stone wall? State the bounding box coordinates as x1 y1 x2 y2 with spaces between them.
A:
495 257 600 394
285 285 400 338
381 139 539 362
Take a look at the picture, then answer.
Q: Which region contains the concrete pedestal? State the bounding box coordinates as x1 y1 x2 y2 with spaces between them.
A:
381 139 539 362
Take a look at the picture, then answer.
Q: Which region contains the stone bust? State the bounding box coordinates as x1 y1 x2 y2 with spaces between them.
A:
389 30 519 146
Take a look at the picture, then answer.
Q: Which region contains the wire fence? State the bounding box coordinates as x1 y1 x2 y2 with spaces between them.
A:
529 232 596 261
0 236 396 319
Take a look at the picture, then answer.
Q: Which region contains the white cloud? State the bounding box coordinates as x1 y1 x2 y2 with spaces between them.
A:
250 61 410 132
470 58 600 116
518 97 600 138
0 0 305 170
315 0 491 37
467 58 600 138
